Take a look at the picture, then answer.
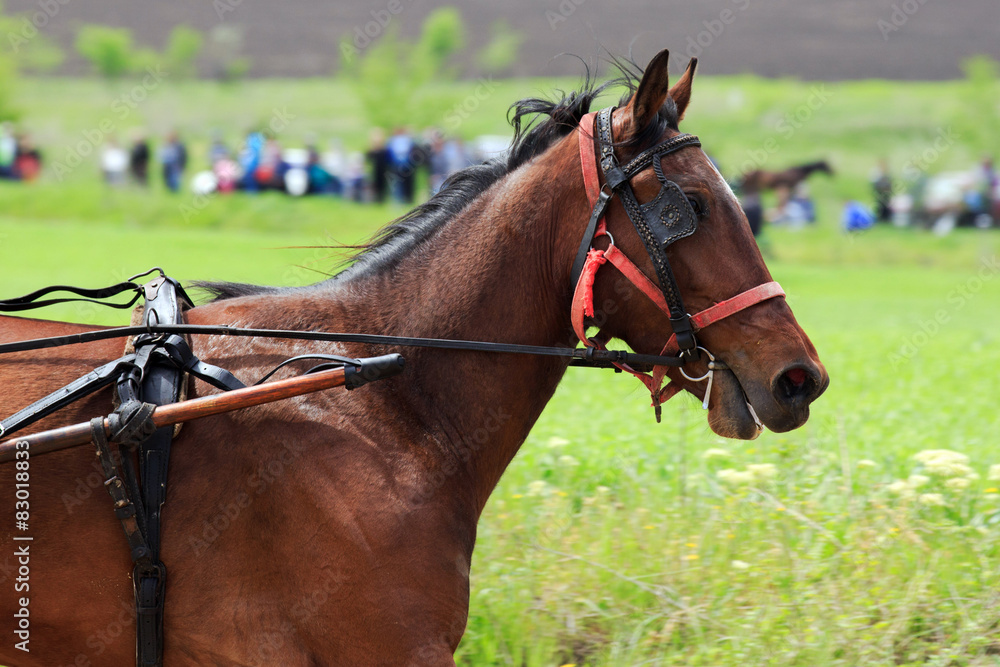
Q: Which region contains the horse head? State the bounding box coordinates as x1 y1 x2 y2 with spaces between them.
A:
582 50 829 439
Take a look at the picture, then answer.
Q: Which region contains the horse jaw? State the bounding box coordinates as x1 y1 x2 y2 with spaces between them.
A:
705 367 763 441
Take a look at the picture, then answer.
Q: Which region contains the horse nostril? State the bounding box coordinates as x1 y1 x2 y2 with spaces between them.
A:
776 365 820 404
784 367 807 388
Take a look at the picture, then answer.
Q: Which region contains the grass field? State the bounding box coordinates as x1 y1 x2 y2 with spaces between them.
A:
2 72 1000 665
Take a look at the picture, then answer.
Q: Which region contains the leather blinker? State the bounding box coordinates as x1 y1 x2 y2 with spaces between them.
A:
638 179 699 248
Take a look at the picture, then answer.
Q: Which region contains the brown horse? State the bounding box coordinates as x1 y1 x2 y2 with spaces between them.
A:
0 50 827 666
739 159 833 195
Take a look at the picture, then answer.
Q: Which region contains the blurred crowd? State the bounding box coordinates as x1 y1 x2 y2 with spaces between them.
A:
98 131 187 192
95 126 491 203
867 157 999 233
0 122 42 182
9 116 998 240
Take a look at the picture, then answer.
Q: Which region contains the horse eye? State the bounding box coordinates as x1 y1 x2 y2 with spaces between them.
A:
686 196 708 218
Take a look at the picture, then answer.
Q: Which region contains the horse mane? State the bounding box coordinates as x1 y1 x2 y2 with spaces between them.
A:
200 58 677 301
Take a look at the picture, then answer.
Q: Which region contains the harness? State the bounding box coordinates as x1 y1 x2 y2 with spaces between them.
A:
0 271 398 667
569 107 785 421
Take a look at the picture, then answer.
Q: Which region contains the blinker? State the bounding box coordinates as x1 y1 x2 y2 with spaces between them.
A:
638 179 699 248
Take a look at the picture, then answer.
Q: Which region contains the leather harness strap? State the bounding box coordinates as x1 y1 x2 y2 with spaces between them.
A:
570 108 786 419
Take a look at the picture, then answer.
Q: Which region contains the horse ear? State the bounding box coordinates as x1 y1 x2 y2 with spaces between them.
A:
669 57 698 122
624 49 672 136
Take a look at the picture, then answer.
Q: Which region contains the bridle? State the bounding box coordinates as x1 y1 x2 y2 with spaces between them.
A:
570 106 785 422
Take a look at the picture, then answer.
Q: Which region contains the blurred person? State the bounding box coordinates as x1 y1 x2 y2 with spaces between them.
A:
255 137 286 190
842 200 875 233
209 130 230 166
100 137 129 186
428 131 449 195
387 127 417 204
979 157 999 225
321 138 347 183
13 133 41 181
365 128 390 203
774 182 816 227
159 131 188 193
442 137 469 175
214 158 240 193
238 130 264 192
344 152 367 202
306 135 340 195
0 122 16 179
767 184 793 225
129 132 151 186
870 159 893 222
741 192 763 237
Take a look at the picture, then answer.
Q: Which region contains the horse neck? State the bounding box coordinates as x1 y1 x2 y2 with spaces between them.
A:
342 135 586 513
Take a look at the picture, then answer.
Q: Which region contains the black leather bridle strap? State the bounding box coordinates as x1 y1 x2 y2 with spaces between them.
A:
591 106 702 355
0 355 138 438
0 281 143 312
569 189 611 288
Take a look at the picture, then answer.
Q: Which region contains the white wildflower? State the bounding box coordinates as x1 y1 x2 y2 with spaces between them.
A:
857 459 878 469
731 560 751 570
527 480 549 497
918 493 946 507
907 474 930 489
887 480 913 497
747 463 778 482
546 436 570 448
914 449 973 477
702 448 731 461
945 477 972 491
988 465 1000 481
557 455 580 468
717 469 755 486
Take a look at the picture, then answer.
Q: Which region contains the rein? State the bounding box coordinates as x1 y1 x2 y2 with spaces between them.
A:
0 323 690 371
570 108 785 421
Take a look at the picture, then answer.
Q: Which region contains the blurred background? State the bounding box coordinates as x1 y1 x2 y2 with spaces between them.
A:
1 1 999 665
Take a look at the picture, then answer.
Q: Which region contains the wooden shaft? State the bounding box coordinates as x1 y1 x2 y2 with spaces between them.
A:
0 367 347 463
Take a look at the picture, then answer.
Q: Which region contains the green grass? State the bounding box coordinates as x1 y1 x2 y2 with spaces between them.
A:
3 73 1000 665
